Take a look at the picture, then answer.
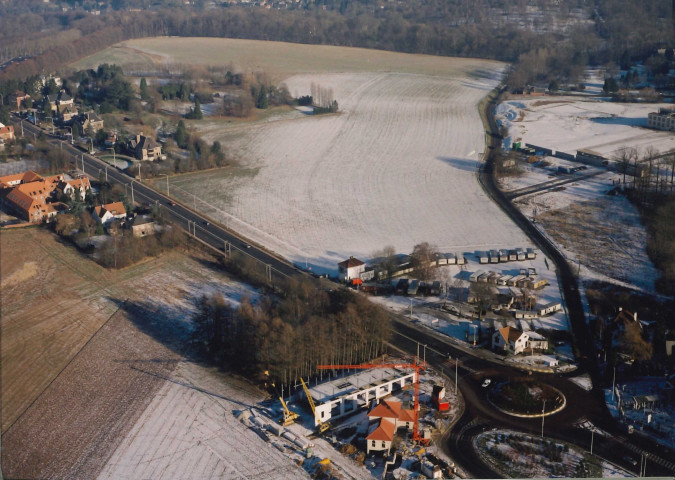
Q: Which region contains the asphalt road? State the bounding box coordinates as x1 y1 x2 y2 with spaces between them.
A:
14 117 300 284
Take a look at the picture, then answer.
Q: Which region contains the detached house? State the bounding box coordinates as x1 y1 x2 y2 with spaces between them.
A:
129 134 162 161
338 256 366 282
57 177 91 201
492 326 530 355
1 173 66 223
93 201 127 225
366 399 415 454
9 91 30 111
0 123 15 142
77 112 104 133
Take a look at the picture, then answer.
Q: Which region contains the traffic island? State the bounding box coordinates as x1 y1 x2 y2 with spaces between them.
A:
486 377 566 418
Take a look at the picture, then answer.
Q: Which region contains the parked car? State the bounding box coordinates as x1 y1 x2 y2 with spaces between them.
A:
482 379 491 388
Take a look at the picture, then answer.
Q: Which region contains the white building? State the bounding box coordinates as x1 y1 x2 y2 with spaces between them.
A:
492 326 529 355
537 302 562 316
337 256 366 282
93 201 127 225
648 108 675 131
307 368 416 427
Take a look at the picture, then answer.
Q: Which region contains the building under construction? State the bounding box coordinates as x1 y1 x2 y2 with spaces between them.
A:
305 368 416 427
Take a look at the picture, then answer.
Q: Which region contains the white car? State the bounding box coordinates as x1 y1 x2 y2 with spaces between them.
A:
482 379 491 388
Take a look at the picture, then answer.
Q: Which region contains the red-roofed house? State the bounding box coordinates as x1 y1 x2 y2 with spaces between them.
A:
0 171 44 190
366 418 396 454
0 123 15 142
338 256 365 282
4 180 64 223
368 398 415 430
492 326 530 354
93 201 127 225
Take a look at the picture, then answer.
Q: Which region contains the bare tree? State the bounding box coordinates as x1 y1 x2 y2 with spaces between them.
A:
614 146 631 187
411 242 437 281
469 282 496 320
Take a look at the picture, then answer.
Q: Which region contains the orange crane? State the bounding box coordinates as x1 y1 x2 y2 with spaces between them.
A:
317 357 429 444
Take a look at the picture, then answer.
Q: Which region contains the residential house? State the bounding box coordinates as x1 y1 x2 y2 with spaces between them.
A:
44 91 74 114
9 91 30 111
132 215 156 237
492 326 529 355
60 105 77 123
0 171 45 190
366 418 396 454
0 123 15 142
368 399 415 431
338 256 365 282
77 112 104 133
93 201 127 225
57 176 91 201
129 134 162 161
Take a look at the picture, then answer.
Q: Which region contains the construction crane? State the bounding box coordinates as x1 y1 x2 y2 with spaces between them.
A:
317 356 429 444
278 396 299 426
300 377 331 434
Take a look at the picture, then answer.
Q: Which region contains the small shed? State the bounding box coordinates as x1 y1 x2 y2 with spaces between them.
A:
489 250 500 263
515 248 526 261
537 302 562 316
513 310 538 320
477 251 489 264
498 249 509 262
430 281 441 296
527 278 548 290
132 215 156 237
477 272 490 283
508 275 526 286
487 272 500 285
526 248 536 259
456 254 466 265
407 280 420 296
497 275 512 286
435 252 448 266
445 253 456 265
469 270 485 283
508 249 518 261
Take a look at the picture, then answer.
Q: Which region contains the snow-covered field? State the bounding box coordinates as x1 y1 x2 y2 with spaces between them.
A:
170 66 532 274
496 98 675 157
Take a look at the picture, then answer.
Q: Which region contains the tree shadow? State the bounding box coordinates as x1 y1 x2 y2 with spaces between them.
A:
437 156 480 172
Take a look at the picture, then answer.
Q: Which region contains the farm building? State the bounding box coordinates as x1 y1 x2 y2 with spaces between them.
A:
307 368 416 428
338 256 366 282
538 302 562 316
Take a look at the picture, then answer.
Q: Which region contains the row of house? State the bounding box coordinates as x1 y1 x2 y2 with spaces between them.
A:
338 253 468 283
476 248 536 264
0 170 90 223
469 268 547 290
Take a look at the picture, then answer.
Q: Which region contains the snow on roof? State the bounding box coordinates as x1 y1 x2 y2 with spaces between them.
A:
308 368 413 404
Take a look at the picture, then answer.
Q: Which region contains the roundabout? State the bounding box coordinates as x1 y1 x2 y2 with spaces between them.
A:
486 377 566 418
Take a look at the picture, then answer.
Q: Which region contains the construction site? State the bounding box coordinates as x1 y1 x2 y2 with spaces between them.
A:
236 357 461 479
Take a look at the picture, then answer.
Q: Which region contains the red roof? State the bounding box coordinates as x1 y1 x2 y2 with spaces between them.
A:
499 326 523 343
398 408 415 423
338 256 365 269
368 399 401 420
366 418 396 442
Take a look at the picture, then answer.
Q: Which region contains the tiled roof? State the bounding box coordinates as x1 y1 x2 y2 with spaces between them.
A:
499 326 523 343
338 256 365 268
366 418 396 442
368 399 401 419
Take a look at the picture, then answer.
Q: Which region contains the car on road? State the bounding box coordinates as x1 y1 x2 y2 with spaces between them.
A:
204 221 210 226
482 379 491 388
169 201 176 206
244 243 252 249
622 456 637 466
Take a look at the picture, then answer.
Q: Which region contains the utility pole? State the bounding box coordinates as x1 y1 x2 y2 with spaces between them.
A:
590 430 594 455
541 399 546 438
612 366 616 401
410 298 413 319
130 181 134 205
81 154 84 173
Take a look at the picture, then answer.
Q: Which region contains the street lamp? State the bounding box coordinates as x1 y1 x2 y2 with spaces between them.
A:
158 173 169 195
109 147 116 164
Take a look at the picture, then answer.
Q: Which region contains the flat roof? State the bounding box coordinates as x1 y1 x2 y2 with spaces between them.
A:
308 367 413 404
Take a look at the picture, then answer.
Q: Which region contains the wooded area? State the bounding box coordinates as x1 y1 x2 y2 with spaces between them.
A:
0 1 672 90
192 276 391 391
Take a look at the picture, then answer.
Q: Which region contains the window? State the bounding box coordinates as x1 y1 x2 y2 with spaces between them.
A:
382 441 386 448
371 440 375 447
